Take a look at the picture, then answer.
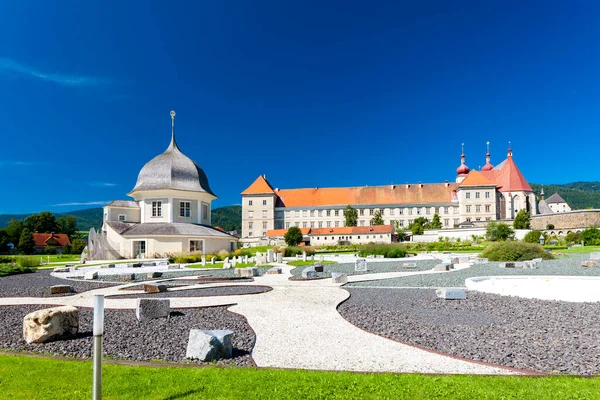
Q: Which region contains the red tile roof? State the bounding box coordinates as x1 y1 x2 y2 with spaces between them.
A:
310 225 394 235
241 175 275 195
267 228 311 237
458 170 497 187
479 155 533 193
274 183 458 207
33 233 71 248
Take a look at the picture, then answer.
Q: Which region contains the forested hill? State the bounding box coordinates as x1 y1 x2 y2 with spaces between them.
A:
0 205 243 232
530 182 600 210
0 208 104 231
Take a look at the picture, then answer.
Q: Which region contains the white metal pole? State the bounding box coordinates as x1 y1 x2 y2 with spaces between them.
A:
93 295 105 400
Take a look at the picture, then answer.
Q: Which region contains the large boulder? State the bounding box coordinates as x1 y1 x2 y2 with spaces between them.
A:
50 285 73 295
136 299 170 321
23 306 78 344
302 267 317 279
186 329 233 361
265 267 282 275
331 272 347 284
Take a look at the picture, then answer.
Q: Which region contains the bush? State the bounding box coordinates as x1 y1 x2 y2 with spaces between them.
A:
565 231 582 244
0 256 15 264
480 242 553 262
581 228 600 246
0 264 35 277
17 257 41 268
486 222 515 241
283 246 315 257
44 246 57 255
172 251 203 264
522 230 547 244
358 243 407 258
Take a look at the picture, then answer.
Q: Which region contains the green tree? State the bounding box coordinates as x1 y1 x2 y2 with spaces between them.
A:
429 213 442 229
581 227 600 246
0 229 9 253
408 217 428 236
57 215 78 237
284 226 303 246
565 231 581 244
18 228 36 255
24 211 58 233
513 210 531 229
393 221 408 242
486 221 515 241
370 210 384 226
70 238 86 255
523 230 547 244
4 219 24 246
344 205 358 227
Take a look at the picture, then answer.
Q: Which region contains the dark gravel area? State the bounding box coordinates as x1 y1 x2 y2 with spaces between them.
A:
290 260 438 280
0 305 254 366
348 257 600 287
109 285 273 299
339 287 600 375
69 266 270 283
0 270 118 298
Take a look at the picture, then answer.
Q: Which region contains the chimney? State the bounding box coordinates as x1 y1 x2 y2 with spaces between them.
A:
445 180 449 187
419 182 423 188
275 188 279 191
405 182 410 189
391 184 396 190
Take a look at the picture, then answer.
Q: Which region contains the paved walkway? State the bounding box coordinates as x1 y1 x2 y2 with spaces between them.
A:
0 261 517 375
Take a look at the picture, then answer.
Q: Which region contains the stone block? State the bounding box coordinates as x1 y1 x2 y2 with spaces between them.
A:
276 253 283 263
143 262 156 267
168 264 181 270
52 267 69 273
119 273 135 281
313 263 324 273
302 252 307 262
376 255 385 259
436 287 467 300
186 329 233 361
514 262 525 268
302 267 317 279
331 272 347 284
222 262 232 269
266 267 282 275
147 272 162 279
474 258 489 264
590 252 600 260
501 262 516 268
581 260 598 268
234 268 241 275
451 257 460 264
84 271 98 280
136 298 170 321
239 267 259 277
433 263 450 271
131 263 142 268
143 283 168 293
402 262 417 269
355 259 368 272
157 261 169 266
50 285 73 294
23 306 78 344
532 258 543 264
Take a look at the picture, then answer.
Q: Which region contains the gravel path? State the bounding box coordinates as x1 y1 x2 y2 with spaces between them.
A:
0 305 254 366
0 271 118 298
291 260 438 280
109 285 273 299
66 267 270 283
338 288 600 374
348 257 600 287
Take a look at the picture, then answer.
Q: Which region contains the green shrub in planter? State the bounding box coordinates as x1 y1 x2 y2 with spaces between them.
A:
480 242 553 262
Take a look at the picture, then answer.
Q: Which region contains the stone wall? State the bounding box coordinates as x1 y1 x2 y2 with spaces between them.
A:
531 210 600 231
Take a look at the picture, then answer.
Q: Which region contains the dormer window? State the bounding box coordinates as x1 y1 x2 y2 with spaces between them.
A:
152 201 162 217
118 214 127 222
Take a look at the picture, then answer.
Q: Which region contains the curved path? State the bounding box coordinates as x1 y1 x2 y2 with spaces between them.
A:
0 262 517 375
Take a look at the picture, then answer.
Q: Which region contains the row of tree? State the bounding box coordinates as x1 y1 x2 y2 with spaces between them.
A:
0 212 84 254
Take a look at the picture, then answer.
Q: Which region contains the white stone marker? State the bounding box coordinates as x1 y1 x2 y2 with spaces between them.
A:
302 251 307 262
201 255 206 266
355 259 368 272
267 249 274 263
276 252 283 263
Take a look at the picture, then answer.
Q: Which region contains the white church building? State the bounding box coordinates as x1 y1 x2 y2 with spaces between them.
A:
88 111 236 260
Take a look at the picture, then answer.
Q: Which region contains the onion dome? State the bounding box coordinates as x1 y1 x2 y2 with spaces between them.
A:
129 111 215 196
456 143 470 175
482 141 494 171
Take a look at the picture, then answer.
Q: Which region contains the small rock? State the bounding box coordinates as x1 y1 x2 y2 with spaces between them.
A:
119 274 135 281
136 298 170 321
131 263 142 268
23 306 78 344
266 267 282 275
581 260 598 268
239 267 258 278
186 329 233 361
436 287 467 300
331 272 347 284
143 283 167 293
168 264 181 270
52 267 69 273
147 272 163 278
84 271 98 280
302 267 317 279
50 285 73 295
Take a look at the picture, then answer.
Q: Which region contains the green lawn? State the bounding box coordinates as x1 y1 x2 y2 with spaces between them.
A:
287 260 337 267
556 245 600 255
0 355 598 400
13 254 81 264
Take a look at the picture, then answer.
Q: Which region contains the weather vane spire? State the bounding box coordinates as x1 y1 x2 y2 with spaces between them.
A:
169 110 177 149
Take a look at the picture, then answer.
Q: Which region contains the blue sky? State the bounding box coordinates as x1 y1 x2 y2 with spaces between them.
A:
1 1 599 214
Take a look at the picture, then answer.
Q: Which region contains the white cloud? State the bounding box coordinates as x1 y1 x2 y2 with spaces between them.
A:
88 182 118 187
0 57 107 87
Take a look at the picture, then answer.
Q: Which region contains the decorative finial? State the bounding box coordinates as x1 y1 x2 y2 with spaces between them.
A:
486 141 490 153
169 110 177 149
170 110 176 119
507 141 512 157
